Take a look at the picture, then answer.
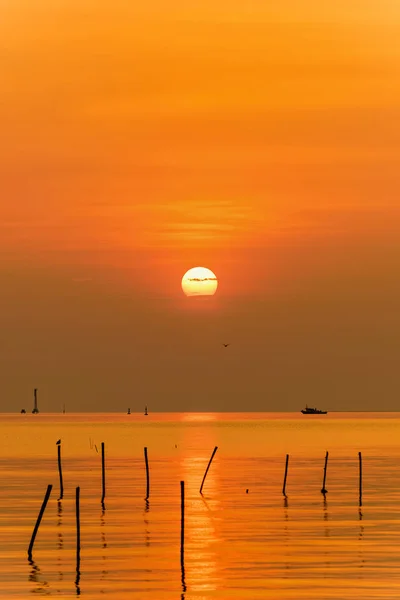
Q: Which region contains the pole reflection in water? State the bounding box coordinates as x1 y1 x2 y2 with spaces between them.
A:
323 496 330 536
283 496 289 518
57 500 63 548
358 511 365 575
28 558 50 594
359 516 364 540
100 508 108 582
57 500 64 581
144 499 150 548
283 497 290 578
322 496 331 576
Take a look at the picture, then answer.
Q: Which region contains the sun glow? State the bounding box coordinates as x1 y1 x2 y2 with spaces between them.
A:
181 267 218 297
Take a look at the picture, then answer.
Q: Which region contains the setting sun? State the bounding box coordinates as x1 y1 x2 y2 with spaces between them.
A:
181 267 218 297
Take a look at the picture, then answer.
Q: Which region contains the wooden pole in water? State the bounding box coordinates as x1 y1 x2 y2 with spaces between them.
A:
75 486 81 591
321 451 329 495
57 444 64 500
180 480 185 553
101 442 106 507
76 486 81 571
359 451 362 507
144 447 150 500
200 446 218 495
180 480 186 592
27 484 52 559
282 454 289 497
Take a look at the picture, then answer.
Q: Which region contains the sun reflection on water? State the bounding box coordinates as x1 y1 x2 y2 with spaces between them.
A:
180 451 221 595
180 413 218 423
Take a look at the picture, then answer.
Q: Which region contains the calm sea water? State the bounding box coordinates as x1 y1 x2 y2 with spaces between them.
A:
1 412 400 599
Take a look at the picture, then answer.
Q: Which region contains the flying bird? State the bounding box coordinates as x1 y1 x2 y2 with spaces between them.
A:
56 439 61 445
222 343 230 347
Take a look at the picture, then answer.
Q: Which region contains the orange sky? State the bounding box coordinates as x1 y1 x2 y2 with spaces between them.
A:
1 1 400 411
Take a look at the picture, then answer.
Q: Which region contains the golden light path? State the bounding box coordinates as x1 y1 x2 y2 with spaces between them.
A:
180 416 221 597
181 267 218 297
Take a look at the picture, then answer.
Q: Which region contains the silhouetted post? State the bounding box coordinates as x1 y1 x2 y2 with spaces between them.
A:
180 480 186 592
359 451 362 507
76 487 81 591
180 480 185 551
27 484 52 559
144 447 150 500
282 454 289 497
321 451 329 495
200 446 218 495
32 388 39 414
57 444 64 500
101 442 106 507
76 487 81 561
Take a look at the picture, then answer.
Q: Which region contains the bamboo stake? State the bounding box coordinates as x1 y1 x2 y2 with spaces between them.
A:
76 487 81 568
282 454 289 497
321 451 328 495
57 444 64 500
359 451 362 507
101 442 106 507
180 480 186 592
144 447 150 500
199 446 218 495
75 487 81 592
27 484 52 559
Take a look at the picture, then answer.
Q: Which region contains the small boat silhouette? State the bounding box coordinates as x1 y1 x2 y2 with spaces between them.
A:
301 405 327 415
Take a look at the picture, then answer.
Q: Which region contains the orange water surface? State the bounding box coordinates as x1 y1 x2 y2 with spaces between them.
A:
1 412 400 599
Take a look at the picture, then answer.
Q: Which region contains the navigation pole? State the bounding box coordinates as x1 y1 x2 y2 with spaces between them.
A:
32 388 39 414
